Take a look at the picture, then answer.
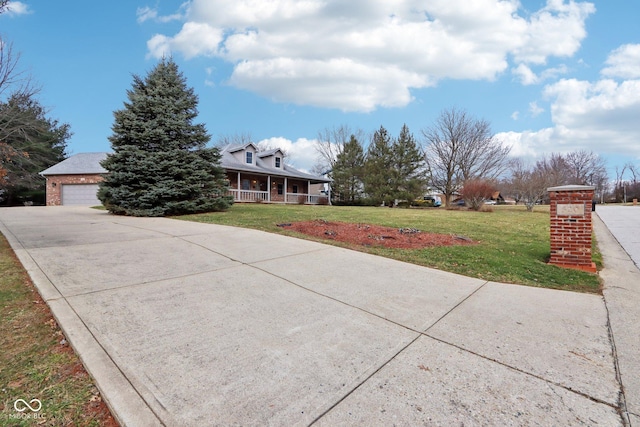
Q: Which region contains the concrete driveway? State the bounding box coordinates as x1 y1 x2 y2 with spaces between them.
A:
0 206 631 426
595 205 640 426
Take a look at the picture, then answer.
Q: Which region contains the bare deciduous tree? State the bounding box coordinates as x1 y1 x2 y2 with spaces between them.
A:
422 107 510 207
255 138 290 160
0 1 10 14
314 124 365 174
0 41 37 99
564 149 608 185
505 158 553 211
215 131 253 149
1 37 42 194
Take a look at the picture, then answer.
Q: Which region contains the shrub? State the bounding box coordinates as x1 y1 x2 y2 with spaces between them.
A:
460 179 495 211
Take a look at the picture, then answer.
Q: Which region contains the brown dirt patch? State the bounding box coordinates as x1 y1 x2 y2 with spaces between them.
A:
280 220 475 249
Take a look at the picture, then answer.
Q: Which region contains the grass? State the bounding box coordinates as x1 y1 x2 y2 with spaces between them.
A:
0 234 117 426
180 203 602 293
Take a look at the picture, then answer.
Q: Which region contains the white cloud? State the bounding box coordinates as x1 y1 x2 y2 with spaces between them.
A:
513 63 568 85
513 64 539 85
136 7 157 23
230 58 426 112
601 44 640 79
257 137 320 172
146 0 595 111
500 71 640 162
4 1 31 16
147 22 223 59
497 129 554 158
529 101 544 117
511 111 520 120
136 3 188 24
511 0 594 64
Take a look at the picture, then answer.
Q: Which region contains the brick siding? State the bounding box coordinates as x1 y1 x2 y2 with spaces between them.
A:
548 188 596 273
45 174 104 206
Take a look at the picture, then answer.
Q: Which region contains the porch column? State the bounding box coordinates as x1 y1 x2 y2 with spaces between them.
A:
284 177 288 203
237 171 241 202
268 176 271 202
308 180 311 203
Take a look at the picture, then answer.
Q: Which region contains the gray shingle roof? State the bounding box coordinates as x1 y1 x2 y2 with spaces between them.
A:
40 148 331 183
40 152 109 176
220 146 330 183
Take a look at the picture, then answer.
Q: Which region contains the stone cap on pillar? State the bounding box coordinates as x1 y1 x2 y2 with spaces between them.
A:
547 185 595 192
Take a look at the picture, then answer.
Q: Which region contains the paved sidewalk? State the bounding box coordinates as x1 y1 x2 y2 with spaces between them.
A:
596 205 640 426
0 207 628 426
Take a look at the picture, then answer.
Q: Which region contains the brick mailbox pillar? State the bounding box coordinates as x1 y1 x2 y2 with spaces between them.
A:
548 185 596 273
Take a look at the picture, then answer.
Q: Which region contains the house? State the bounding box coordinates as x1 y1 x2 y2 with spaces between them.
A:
220 143 331 204
40 152 108 206
40 145 331 206
490 191 506 204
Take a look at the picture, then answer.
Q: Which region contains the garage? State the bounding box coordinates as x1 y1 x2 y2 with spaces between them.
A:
61 184 101 206
40 152 108 206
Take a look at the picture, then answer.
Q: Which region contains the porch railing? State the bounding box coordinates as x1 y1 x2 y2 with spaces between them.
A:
227 189 326 204
285 193 325 204
227 189 269 202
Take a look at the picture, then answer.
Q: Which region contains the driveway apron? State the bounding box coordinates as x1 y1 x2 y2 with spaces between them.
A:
596 205 640 425
0 206 627 426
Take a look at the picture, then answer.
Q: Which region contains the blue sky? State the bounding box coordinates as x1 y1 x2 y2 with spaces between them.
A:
1 1 639 177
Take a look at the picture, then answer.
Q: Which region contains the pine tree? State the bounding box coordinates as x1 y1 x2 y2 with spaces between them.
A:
99 58 232 216
332 135 364 203
391 124 426 203
0 93 69 205
363 126 394 206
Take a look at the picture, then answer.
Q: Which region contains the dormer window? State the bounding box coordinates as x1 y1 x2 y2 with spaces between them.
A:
246 152 253 164
275 157 281 168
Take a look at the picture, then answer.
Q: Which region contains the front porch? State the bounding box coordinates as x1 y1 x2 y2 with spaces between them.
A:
226 172 330 205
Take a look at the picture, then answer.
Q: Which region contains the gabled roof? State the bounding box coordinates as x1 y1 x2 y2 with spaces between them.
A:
257 148 284 158
40 152 109 176
39 148 331 183
220 146 330 183
226 143 258 153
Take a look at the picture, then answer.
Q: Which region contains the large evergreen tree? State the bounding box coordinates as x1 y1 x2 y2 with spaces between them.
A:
99 58 232 216
391 124 426 203
0 93 69 205
363 126 394 206
331 134 364 203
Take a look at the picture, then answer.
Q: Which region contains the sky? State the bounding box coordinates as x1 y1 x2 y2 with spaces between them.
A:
1 0 639 178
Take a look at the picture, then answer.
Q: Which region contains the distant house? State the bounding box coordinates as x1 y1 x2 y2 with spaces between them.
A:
490 191 505 204
40 152 108 206
40 145 331 206
220 143 331 204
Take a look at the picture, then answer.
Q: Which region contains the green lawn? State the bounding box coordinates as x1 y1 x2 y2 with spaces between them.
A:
179 203 602 293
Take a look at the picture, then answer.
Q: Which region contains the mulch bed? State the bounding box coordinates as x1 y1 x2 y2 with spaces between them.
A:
279 220 476 249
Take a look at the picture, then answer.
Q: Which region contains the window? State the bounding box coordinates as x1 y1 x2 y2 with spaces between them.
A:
292 185 298 194
275 157 281 168
241 179 250 190
246 152 253 164
277 184 283 195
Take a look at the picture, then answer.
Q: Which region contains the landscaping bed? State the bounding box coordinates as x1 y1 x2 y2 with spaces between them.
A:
279 220 475 249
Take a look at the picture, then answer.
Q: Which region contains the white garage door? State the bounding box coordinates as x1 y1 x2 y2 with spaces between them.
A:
61 184 100 206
